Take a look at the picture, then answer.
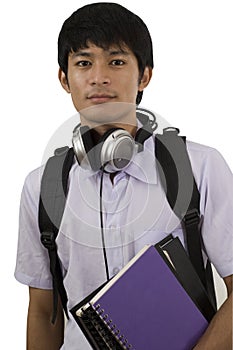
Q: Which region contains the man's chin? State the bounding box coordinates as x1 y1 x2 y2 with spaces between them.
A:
79 101 137 127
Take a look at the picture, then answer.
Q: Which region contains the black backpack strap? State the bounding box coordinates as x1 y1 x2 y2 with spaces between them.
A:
39 146 74 323
155 128 217 310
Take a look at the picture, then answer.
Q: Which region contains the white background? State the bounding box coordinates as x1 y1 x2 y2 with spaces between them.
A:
1 0 232 348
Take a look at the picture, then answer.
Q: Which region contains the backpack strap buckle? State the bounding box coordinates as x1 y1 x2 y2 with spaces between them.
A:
41 231 56 250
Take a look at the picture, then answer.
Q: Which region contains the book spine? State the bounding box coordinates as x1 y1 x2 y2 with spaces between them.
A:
94 304 133 350
79 308 108 350
83 306 125 350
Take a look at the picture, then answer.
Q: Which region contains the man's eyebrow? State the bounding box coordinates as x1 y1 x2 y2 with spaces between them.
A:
71 51 92 58
108 49 130 56
70 48 130 58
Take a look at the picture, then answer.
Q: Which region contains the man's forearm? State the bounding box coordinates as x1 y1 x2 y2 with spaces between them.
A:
27 310 64 350
193 292 232 350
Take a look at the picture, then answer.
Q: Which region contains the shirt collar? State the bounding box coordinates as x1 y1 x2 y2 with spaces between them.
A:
124 134 157 184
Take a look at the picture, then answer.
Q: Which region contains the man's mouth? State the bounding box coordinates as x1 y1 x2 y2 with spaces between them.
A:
87 94 116 104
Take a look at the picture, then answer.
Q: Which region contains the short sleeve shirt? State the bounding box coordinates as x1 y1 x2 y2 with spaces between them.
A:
15 135 233 349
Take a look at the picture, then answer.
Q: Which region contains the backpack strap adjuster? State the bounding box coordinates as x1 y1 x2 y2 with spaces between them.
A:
182 209 200 227
41 231 56 250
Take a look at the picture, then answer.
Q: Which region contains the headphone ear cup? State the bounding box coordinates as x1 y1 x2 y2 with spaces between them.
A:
96 128 120 169
73 125 99 169
73 126 119 171
100 128 136 172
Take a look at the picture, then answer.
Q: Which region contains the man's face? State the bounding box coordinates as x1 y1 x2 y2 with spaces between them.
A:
59 43 152 114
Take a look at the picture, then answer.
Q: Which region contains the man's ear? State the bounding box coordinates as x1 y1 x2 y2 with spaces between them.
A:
138 67 152 92
58 68 70 93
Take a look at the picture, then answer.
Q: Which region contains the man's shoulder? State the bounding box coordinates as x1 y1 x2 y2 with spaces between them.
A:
24 164 45 187
186 139 217 154
22 164 46 203
186 139 223 163
22 155 78 199
186 139 231 176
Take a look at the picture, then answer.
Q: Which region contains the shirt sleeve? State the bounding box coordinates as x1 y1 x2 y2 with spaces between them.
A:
199 147 233 278
14 167 53 289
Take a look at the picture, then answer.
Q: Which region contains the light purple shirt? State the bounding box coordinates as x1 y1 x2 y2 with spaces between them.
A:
15 135 233 349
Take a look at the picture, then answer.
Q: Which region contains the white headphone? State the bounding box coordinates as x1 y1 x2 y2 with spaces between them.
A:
72 108 157 173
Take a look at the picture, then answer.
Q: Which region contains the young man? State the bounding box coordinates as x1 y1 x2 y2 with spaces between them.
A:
15 3 232 349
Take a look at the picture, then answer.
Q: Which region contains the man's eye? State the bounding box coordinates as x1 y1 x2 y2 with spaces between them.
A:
111 60 125 66
76 61 91 67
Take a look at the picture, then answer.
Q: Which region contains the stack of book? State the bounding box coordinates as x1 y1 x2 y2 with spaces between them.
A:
70 235 216 350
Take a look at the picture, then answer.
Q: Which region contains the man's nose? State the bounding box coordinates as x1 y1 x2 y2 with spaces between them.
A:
88 64 111 86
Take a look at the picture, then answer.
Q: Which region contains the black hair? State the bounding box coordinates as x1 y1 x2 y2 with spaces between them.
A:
58 2 154 105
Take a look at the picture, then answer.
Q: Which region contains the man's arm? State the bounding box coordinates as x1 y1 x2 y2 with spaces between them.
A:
27 287 64 350
194 274 232 350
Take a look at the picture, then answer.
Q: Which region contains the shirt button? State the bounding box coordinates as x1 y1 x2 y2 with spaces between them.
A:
113 267 120 275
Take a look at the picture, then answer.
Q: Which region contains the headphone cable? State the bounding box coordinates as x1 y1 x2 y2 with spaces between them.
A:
100 168 110 281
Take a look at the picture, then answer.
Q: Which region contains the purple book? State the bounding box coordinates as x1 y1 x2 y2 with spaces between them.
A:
72 243 208 350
